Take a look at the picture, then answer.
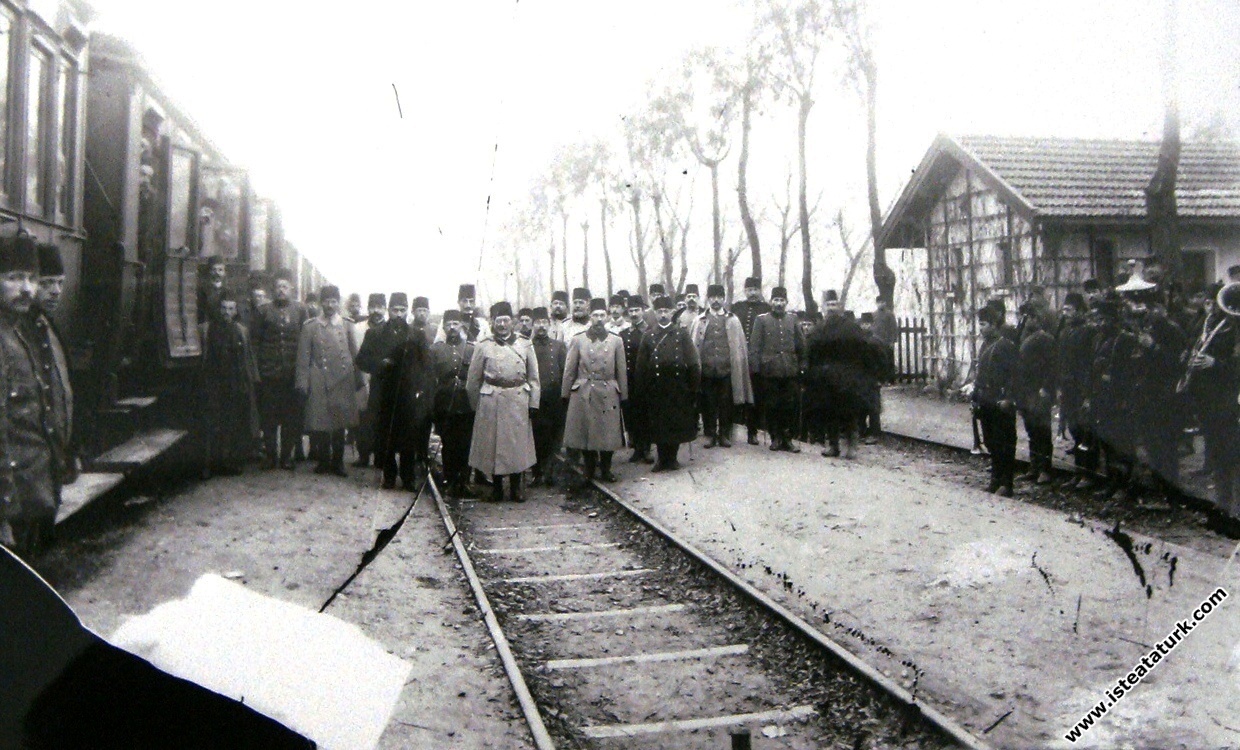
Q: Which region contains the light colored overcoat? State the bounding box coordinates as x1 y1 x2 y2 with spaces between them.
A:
466 336 540 476
296 314 361 431
690 311 754 405
561 331 628 451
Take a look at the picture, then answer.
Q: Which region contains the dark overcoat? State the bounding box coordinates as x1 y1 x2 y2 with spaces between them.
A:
373 334 435 455
531 336 567 432
0 316 56 547
1056 318 1095 425
251 301 310 382
804 316 887 426
618 324 647 441
635 324 700 445
201 319 261 446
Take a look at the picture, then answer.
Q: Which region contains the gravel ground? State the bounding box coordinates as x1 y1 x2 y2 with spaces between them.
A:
604 435 1240 749
31 462 532 748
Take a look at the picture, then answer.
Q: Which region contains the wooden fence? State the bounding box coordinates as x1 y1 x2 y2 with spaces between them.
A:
895 317 928 383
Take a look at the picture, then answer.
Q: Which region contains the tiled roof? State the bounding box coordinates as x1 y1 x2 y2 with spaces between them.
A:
956 135 1240 219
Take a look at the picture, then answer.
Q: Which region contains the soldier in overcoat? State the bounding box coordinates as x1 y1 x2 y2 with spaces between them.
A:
690 284 753 447
1014 302 1058 484
804 291 887 459
1085 297 1140 501
295 285 361 476
430 310 476 497
466 302 540 503
635 295 700 472
356 293 409 466
730 277 770 445
1183 283 1240 517
562 299 628 483
28 243 74 483
619 295 650 462
1056 293 1098 488
1127 287 1186 502
350 292 386 467
972 304 1019 496
373 314 435 490
250 269 310 469
529 307 566 486
748 286 804 452
0 235 57 557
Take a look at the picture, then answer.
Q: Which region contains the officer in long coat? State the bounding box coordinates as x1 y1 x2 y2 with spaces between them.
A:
636 295 700 472
28 243 74 483
356 292 409 466
529 307 566 487
619 295 650 462
0 235 57 557
804 291 887 459
373 316 435 491
350 293 387 466
972 304 1019 496
562 298 628 483
251 269 310 469
1086 297 1140 502
200 294 261 476
430 310 476 497
748 286 805 452
295 285 360 476
1014 302 1057 484
466 302 539 502
1057 293 1098 488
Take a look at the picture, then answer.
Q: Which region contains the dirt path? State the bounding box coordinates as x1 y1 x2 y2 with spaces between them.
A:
606 438 1240 749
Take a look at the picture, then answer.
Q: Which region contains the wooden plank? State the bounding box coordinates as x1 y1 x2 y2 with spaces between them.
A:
89 428 187 472
56 472 126 524
114 396 158 409
547 644 748 670
581 706 817 739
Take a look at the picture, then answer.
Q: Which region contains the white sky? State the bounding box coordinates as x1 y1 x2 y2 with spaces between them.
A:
90 0 1240 309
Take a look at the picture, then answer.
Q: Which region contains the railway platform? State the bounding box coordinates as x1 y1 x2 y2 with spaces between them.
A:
880 386 1214 503
604 438 1240 748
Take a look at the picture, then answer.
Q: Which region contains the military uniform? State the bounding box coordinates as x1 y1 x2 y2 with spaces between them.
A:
1057 308 1098 483
250 297 311 466
748 306 804 450
973 315 1019 494
730 288 770 443
1182 307 1238 512
689 304 753 447
804 313 887 456
530 332 566 485
430 333 476 494
356 316 411 465
0 312 57 557
466 330 540 481
26 312 73 483
374 332 435 490
562 322 628 481
295 309 361 473
618 318 649 460
1087 310 1140 498
1014 322 1057 481
635 319 700 471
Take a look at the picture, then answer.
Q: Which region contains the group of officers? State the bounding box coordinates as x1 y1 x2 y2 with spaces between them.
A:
213 276 898 505
969 263 1240 527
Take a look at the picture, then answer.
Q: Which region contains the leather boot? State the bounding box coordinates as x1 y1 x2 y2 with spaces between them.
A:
510 474 525 503
491 476 505 502
598 452 617 483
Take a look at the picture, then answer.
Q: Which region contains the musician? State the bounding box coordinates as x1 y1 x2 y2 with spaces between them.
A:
1056 293 1097 488
1183 282 1240 518
1127 286 1185 503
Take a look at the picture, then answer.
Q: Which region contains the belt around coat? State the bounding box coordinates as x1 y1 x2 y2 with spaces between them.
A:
484 376 527 388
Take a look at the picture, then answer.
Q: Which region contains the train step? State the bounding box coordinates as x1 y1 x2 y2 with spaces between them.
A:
56 472 126 524
87 428 188 473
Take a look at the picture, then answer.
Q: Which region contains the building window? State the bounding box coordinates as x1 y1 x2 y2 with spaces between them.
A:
998 239 1014 286
199 166 242 260
248 198 269 271
25 45 50 215
55 58 75 220
167 146 196 253
0 10 12 200
1091 238 1116 286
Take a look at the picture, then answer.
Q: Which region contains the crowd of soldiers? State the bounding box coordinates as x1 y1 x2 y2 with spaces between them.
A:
969 262 1240 530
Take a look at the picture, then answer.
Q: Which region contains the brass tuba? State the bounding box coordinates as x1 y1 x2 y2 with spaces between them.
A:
1176 282 1240 394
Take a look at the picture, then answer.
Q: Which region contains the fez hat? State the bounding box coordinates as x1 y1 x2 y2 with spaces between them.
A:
648 283 666 296
572 287 591 301
389 292 409 307
518 307 533 318
609 294 625 307
744 276 761 290
976 305 1003 326
706 284 725 298
551 290 569 303
490 301 514 318
589 298 607 312
771 286 789 300
986 297 1007 316
304 292 319 303
413 296 430 309
1082 278 1100 293
627 295 646 309
443 309 463 323
1217 282 1240 317
458 284 476 300
685 283 700 295
652 295 674 310
1063 292 1086 310
616 289 630 299
859 312 874 324
37 243 64 277
531 306 549 320
1091 298 1119 317
273 268 294 282
203 254 225 268
1018 301 1036 317
676 293 686 302
367 293 386 308
319 285 341 302
0 235 37 274
346 292 361 303
823 289 839 303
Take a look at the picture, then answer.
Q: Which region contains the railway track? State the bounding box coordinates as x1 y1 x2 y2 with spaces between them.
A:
433 464 990 749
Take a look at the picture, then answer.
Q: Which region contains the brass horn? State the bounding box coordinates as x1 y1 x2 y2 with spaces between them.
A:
1218 281 1240 318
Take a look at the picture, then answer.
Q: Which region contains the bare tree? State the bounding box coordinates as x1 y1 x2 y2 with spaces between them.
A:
1146 0 1181 284
768 171 824 294
832 209 870 309
625 97 695 292
829 0 892 303
758 0 835 314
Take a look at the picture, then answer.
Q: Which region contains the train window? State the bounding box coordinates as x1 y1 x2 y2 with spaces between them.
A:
55 59 75 221
249 199 269 271
0 10 11 200
168 146 196 253
200 166 242 260
25 46 50 215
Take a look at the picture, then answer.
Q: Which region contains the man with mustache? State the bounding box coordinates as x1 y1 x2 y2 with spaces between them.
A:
529 308 567 487
636 295 700 472
562 298 628 484
690 284 752 448
430 310 477 497
356 293 410 471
